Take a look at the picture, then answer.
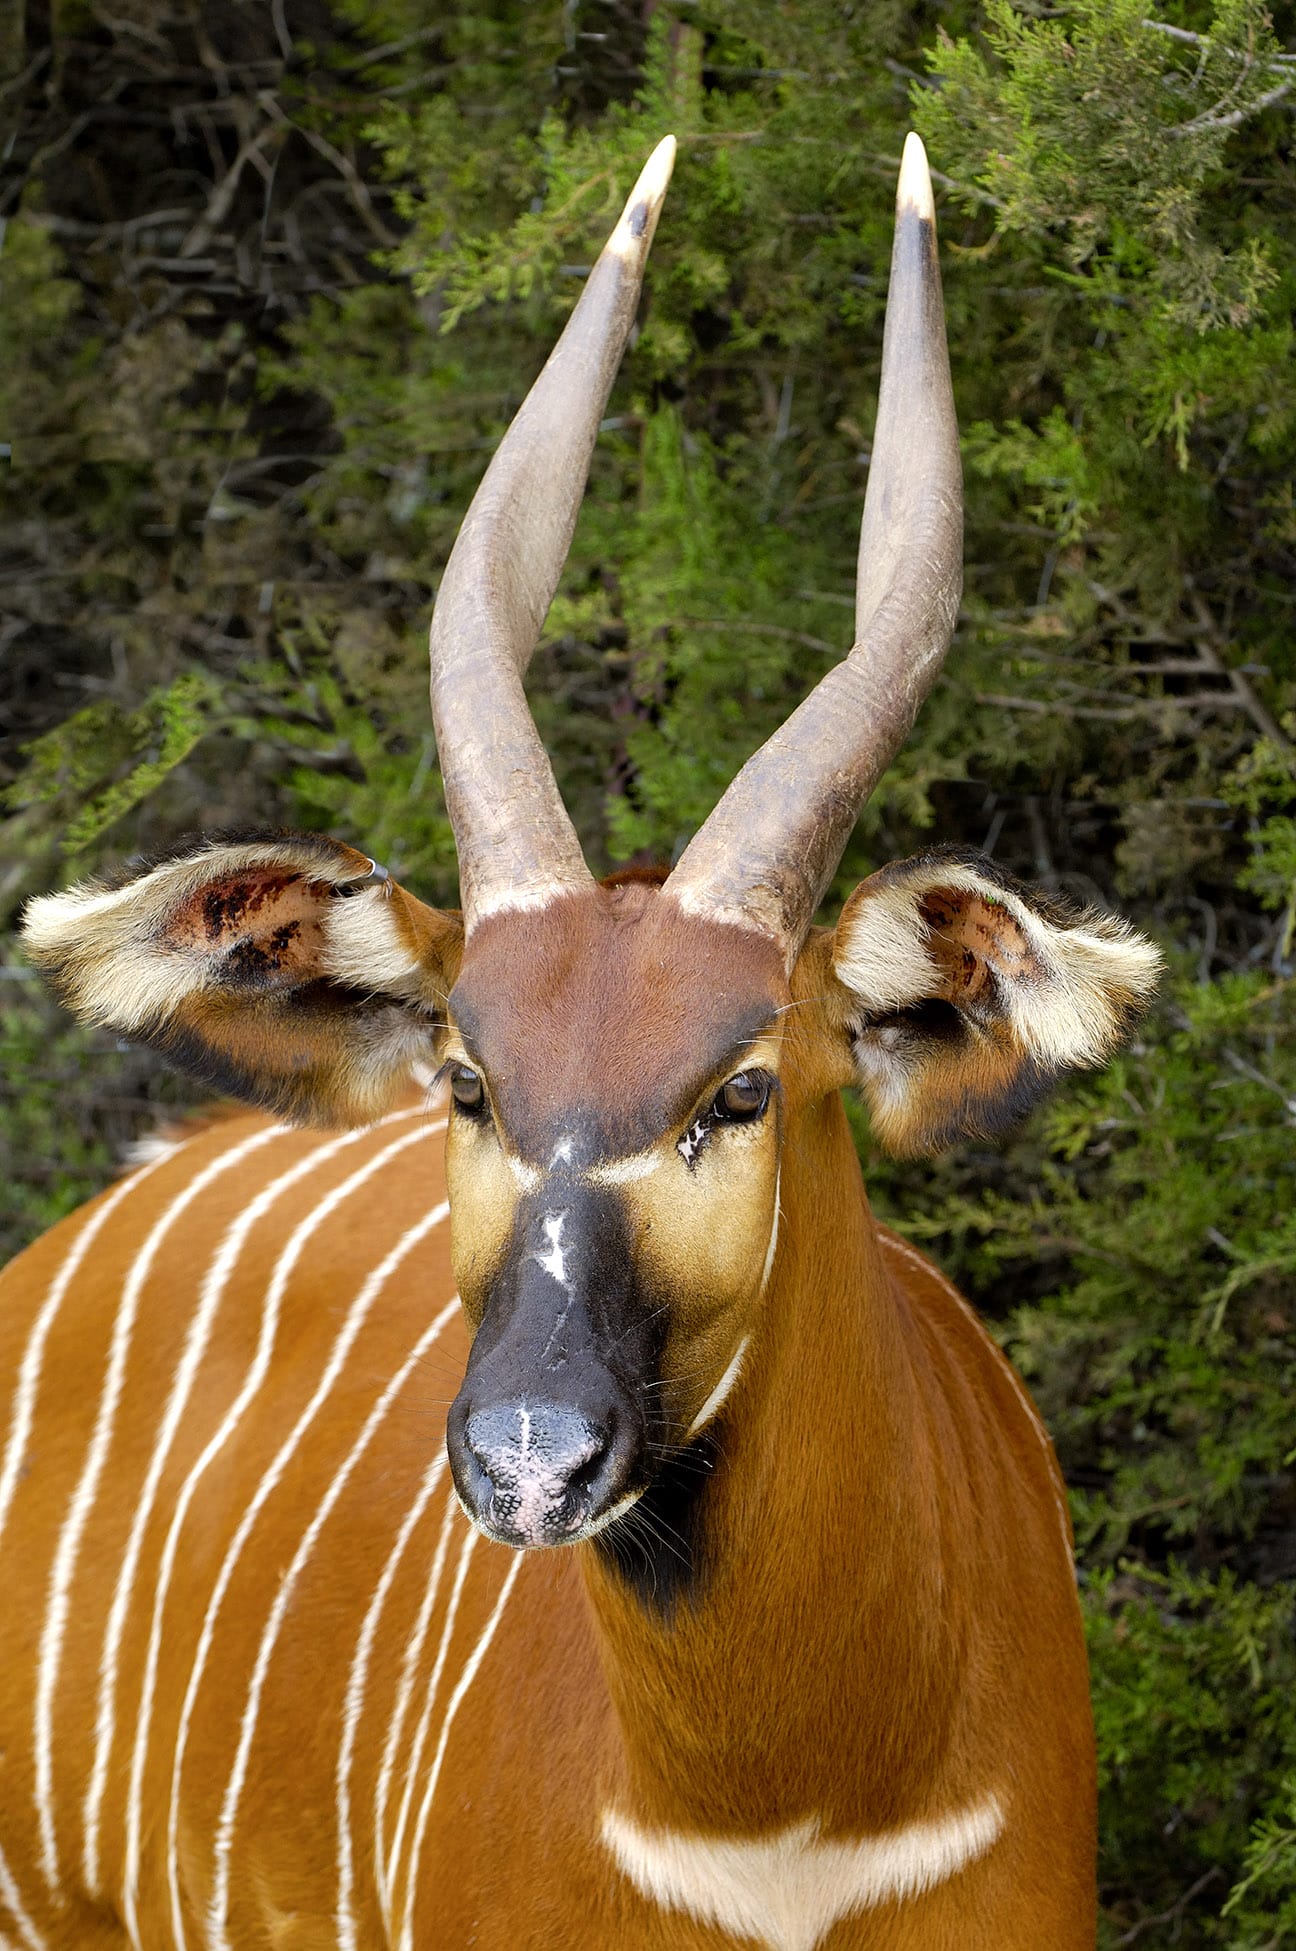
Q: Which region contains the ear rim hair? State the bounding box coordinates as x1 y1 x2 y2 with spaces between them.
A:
21 831 464 1129
830 846 1161 1156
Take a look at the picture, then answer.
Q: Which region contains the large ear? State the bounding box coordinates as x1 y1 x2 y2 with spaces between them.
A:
829 847 1160 1156
21 833 463 1126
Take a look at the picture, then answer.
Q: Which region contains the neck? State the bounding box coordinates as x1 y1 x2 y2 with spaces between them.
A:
581 1093 971 1838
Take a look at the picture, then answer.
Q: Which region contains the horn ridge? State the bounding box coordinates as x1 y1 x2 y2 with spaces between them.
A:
430 136 677 932
663 131 962 965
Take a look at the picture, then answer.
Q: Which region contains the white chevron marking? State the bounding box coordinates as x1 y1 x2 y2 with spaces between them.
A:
601 1794 1006 1951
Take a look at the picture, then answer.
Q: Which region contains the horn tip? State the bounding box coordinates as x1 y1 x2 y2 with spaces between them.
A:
612 135 677 256
897 131 935 224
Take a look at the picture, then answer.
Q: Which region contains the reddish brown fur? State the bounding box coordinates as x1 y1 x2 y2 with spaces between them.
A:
452 882 786 1159
0 873 1096 1950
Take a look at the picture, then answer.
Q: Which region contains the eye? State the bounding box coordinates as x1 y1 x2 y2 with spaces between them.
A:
713 1070 770 1123
449 1063 486 1115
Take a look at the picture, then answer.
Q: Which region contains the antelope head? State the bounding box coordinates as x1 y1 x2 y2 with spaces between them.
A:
23 136 1158 1562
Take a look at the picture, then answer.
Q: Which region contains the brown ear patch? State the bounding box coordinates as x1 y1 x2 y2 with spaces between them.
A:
167 870 337 990
831 848 1160 1156
919 888 1041 1011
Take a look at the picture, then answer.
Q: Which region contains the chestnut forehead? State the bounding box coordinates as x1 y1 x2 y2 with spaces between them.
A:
448 885 786 1159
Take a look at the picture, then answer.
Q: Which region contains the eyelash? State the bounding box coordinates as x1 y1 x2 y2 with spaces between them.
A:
677 1070 773 1167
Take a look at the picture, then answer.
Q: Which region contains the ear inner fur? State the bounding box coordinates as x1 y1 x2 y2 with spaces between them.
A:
831 848 1160 1155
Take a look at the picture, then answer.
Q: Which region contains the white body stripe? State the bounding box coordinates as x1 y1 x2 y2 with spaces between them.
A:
372 1491 458 1930
0 1839 44 1951
0 1157 166 1553
398 1551 523 1951
335 1460 449 1951
205 1262 455 1949
162 1119 439 1951
84 1122 388 1886
120 1110 430 1947
34 1123 288 1889
383 1522 477 1928
600 1794 1006 1951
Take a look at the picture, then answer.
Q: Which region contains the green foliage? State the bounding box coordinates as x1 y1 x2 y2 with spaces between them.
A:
1226 1778 1296 1941
1086 1566 1296 1946
4 673 221 853
233 644 460 895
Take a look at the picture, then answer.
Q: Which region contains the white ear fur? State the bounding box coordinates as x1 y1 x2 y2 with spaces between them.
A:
834 855 1161 1071
320 884 425 998
21 838 428 1030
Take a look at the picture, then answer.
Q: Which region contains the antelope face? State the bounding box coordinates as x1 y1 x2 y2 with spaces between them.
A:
442 881 788 1551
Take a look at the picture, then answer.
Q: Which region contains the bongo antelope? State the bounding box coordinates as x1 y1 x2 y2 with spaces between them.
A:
2 134 1157 1950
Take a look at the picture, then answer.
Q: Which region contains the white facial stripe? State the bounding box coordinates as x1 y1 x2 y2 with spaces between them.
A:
686 1336 751 1440
760 1166 782 1295
493 1140 667 1190
503 1151 542 1190
579 1485 644 1540
584 1150 662 1186
600 1793 1005 1951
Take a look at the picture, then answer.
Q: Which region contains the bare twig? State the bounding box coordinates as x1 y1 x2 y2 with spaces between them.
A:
0 45 50 101
1172 75 1294 136
1220 1047 1296 1120
976 690 1257 722
270 0 292 64
259 96 399 249
34 207 194 241
1142 18 1295 63
338 25 442 71
1184 588 1292 753
181 117 280 257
